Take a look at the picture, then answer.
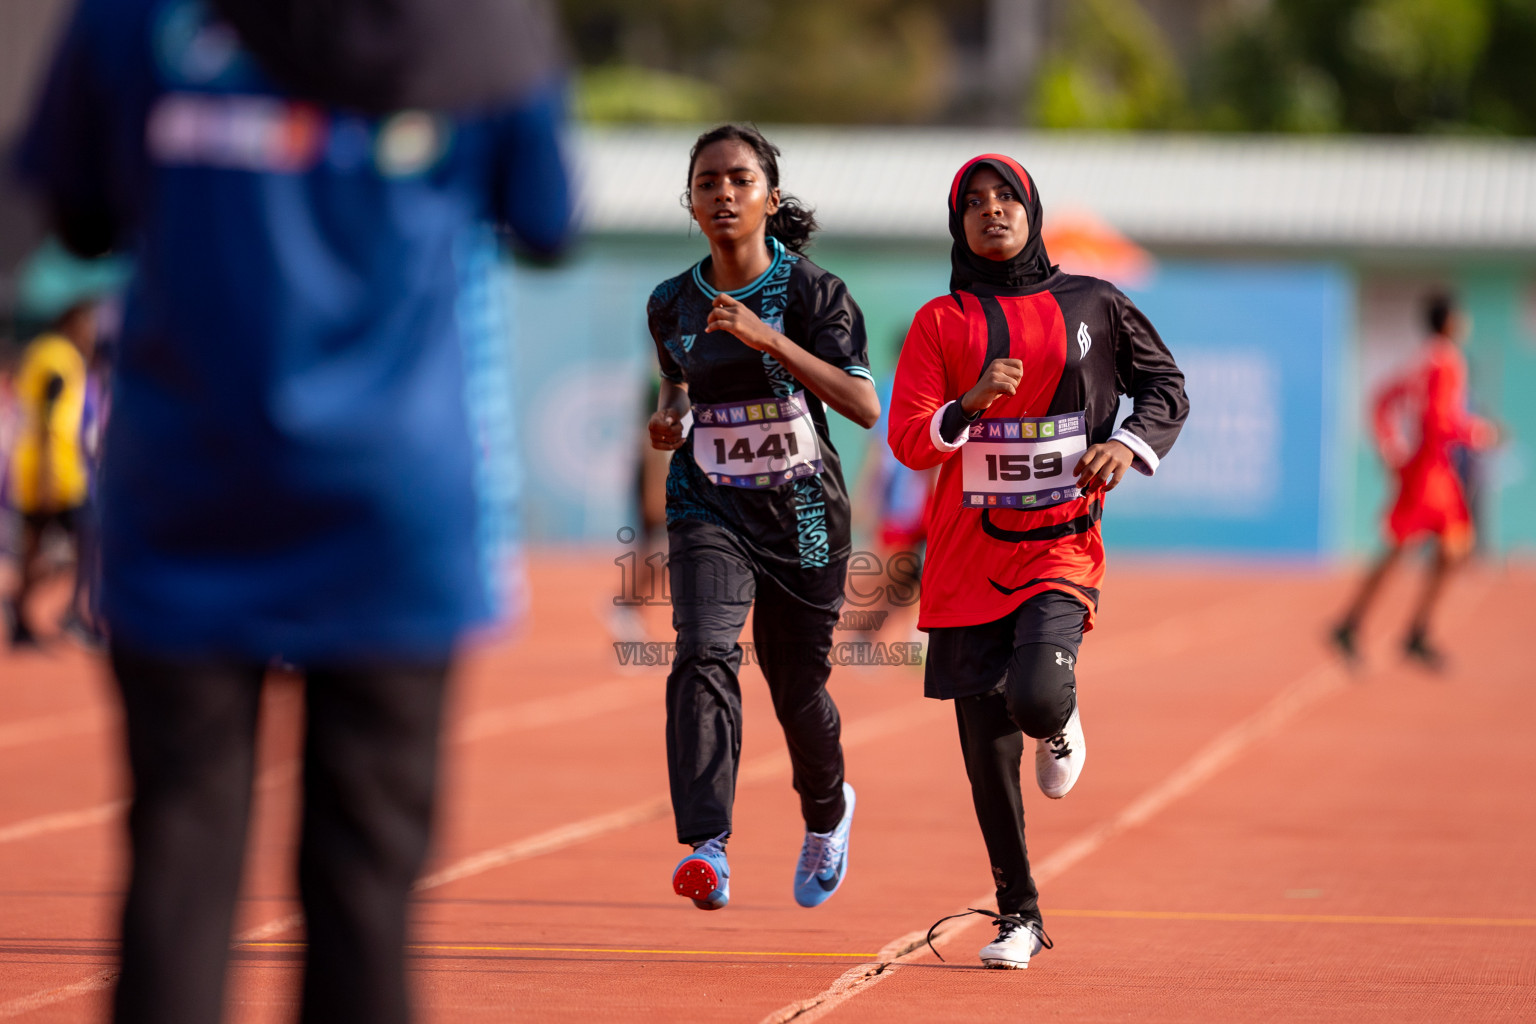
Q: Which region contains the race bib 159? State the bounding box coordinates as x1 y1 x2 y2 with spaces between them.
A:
692 391 824 489
961 410 1088 510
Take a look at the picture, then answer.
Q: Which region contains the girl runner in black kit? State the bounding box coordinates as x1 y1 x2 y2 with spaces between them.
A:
646 124 880 911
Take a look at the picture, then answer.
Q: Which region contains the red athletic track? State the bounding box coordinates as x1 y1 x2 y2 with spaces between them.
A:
1 556 1533 1023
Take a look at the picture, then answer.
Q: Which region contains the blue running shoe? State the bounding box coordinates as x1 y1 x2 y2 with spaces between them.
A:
673 832 730 910
793 782 855 908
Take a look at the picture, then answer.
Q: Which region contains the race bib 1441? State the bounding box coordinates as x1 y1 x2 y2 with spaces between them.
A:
961 410 1088 510
691 391 824 489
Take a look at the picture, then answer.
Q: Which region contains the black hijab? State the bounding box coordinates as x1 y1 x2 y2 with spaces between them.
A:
947 153 1055 295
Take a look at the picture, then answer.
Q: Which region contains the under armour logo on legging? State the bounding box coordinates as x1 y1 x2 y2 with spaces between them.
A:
1055 651 1074 669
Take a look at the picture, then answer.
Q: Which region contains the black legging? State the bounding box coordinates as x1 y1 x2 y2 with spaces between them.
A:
665 517 847 843
110 647 449 1024
954 641 1077 920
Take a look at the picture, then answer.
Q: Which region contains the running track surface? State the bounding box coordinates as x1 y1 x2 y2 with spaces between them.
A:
1 556 1533 1022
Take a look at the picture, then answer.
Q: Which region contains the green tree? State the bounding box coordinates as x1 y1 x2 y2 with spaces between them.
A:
559 0 730 123
575 66 724 124
553 0 1536 135
1196 0 1533 133
558 0 953 125
1468 0 1536 134
727 0 953 123
1033 0 1185 130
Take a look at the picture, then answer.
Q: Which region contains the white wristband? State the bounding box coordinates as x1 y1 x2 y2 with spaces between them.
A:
929 401 971 453
1110 426 1159 476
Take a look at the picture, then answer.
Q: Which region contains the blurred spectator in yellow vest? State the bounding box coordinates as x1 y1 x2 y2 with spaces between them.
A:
5 301 96 647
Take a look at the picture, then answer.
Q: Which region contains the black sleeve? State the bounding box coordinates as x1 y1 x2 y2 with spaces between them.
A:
1112 289 1189 461
646 288 684 384
938 400 981 444
802 272 872 382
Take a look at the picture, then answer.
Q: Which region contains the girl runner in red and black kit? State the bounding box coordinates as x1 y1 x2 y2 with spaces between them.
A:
890 155 1188 967
647 125 880 911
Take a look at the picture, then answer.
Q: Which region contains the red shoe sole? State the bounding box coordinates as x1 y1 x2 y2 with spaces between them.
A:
673 859 719 900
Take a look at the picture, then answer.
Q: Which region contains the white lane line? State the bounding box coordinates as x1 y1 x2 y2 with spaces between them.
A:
0 711 107 754
0 680 666 1018
413 797 672 894
759 661 1348 1024
419 700 937 897
0 971 117 1020
1084 588 1286 670
0 673 653 757
0 700 939 1017
235 913 305 944
5 589 1238 852
452 677 654 742
0 800 128 846
0 678 657 849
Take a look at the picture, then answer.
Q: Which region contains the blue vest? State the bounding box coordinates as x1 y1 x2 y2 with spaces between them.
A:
17 0 571 660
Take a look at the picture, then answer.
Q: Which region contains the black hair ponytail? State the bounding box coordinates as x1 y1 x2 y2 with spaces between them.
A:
685 123 819 254
766 196 817 256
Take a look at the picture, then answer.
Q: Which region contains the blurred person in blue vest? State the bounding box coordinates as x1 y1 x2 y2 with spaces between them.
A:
13 0 572 1020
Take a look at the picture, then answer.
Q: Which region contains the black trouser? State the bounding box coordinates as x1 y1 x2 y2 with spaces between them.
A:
929 592 1086 922
665 518 847 843
954 643 1077 920
110 646 450 1024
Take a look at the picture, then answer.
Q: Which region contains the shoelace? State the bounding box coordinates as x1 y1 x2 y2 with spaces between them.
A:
1047 731 1072 761
797 828 846 879
693 830 730 859
924 908 1053 962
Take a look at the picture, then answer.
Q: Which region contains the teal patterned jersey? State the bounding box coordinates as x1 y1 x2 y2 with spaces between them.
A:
646 238 872 571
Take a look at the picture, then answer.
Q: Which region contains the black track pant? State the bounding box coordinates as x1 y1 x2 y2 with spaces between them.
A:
953 640 1079 920
110 646 449 1024
665 518 847 843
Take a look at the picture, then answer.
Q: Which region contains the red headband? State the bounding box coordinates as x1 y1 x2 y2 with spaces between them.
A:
948 153 1032 209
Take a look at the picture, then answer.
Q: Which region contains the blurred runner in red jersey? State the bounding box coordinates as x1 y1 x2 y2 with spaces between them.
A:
1332 293 1500 670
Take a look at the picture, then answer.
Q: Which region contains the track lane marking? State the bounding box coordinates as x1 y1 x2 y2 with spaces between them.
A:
241 941 880 958
0 581 1250 847
0 677 658 849
1050 908 1536 928
0 699 941 1018
0 593 1289 1016
0 711 108 753
0 973 116 1020
0 585 1238 845
759 660 1349 1024
0 586 1373 1018
414 698 937 894
0 800 127 845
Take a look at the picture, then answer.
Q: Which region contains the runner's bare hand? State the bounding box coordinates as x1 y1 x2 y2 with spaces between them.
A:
649 409 687 451
706 293 777 352
1075 440 1133 494
960 358 1023 414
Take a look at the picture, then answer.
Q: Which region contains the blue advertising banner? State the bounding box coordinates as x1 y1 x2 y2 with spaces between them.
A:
503 247 1350 557
1104 263 1350 555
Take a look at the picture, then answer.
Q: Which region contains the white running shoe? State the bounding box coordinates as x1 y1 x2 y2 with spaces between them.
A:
1035 705 1085 799
978 915 1049 969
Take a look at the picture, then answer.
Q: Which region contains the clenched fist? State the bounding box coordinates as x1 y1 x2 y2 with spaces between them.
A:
706 293 778 353
649 408 688 451
960 358 1024 415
